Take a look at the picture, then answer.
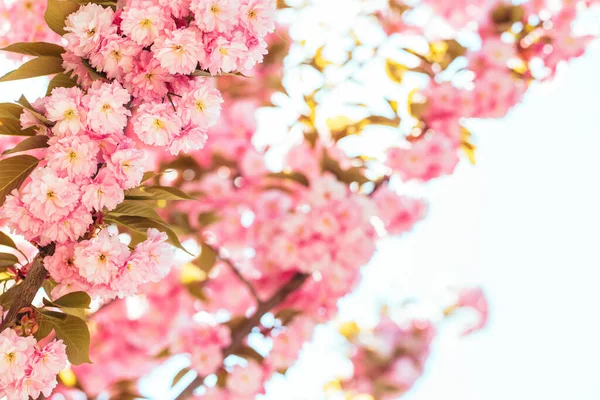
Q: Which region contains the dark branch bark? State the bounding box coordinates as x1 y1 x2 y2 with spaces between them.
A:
174 272 309 399
0 244 54 332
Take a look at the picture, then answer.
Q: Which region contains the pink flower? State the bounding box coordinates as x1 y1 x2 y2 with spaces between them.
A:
120 2 171 46
83 81 131 135
191 0 237 33
386 136 459 182
478 37 515 69
206 35 248 74
74 229 130 284
46 135 100 179
125 50 173 101
454 287 489 336
151 28 202 75
181 78 223 128
81 169 125 212
240 0 276 36
39 204 93 245
61 51 94 90
373 186 428 235
30 339 68 380
168 124 208 155
106 147 146 189
0 329 35 384
226 360 265 396
131 228 173 278
45 87 86 137
131 102 182 147
64 3 117 57
92 35 141 80
0 191 44 242
21 167 80 223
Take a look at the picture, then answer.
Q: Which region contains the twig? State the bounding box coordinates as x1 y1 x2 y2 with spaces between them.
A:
0 243 54 332
219 253 262 305
173 272 309 400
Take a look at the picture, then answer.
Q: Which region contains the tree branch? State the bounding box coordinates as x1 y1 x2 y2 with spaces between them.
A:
220 253 262 305
0 244 54 332
174 272 309 400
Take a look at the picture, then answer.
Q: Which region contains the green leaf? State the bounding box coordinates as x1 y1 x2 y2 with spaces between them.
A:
80 58 107 81
124 185 195 201
0 56 64 83
0 283 20 308
17 95 53 126
0 155 39 206
192 69 249 78
267 171 310 187
45 0 81 35
107 201 165 222
47 73 77 96
53 291 91 309
198 211 220 227
1 42 65 58
37 310 91 364
0 103 24 120
0 231 18 250
186 282 208 301
191 244 217 273
0 119 36 136
0 252 18 267
171 367 192 387
233 345 265 362
106 215 192 255
3 135 49 155
42 278 58 296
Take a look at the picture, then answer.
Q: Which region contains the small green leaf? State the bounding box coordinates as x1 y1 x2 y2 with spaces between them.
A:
45 0 81 35
0 119 36 136
1 42 65 58
191 244 217 273
198 211 220 227
0 252 18 267
0 155 39 206
0 283 20 308
106 215 192 255
0 232 18 250
171 367 192 387
124 185 195 201
0 103 24 120
3 135 49 155
267 171 310 187
17 95 53 126
47 73 77 96
37 310 91 364
53 291 91 309
107 201 164 223
0 56 64 82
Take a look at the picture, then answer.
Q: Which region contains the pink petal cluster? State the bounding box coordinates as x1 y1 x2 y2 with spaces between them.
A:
173 322 231 376
44 228 173 300
372 185 428 235
0 329 67 400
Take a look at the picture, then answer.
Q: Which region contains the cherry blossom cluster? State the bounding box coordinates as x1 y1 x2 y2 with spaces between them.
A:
0 0 61 59
0 328 67 400
0 82 173 300
60 0 275 155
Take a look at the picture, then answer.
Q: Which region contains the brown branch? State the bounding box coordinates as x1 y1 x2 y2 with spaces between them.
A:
174 272 309 400
0 244 54 332
220 254 262 305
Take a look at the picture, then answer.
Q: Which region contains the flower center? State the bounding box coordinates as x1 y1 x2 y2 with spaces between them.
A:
219 47 229 56
140 18 152 28
63 109 76 120
196 100 205 112
87 28 96 38
5 352 15 363
98 254 107 263
46 190 56 199
172 44 184 53
153 119 165 130
102 103 112 112
210 5 220 14
68 151 77 161
248 9 257 19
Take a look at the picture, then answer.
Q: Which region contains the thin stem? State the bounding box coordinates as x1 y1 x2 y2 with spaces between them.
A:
215 248 262 305
173 272 309 400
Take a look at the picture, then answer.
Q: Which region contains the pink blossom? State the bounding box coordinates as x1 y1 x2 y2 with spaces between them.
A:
64 3 117 57
373 186 428 235
168 124 208 155
0 329 35 385
226 360 265 396
106 147 146 189
92 36 141 80
84 81 132 135
61 51 94 90
125 50 173 101
74 229 130 284
206 35 248 74
46 135 100 179
81 169 125 212
455 287 489 336
45 87 86 137
181 78 223 128
151 28 202 75
39 204 93 245
240 0 276 36
191 0 237 33
131 102 182 147
120 2 171 46
21 167 80 223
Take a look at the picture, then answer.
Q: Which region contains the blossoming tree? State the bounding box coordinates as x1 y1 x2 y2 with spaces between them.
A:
0 0 597 399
